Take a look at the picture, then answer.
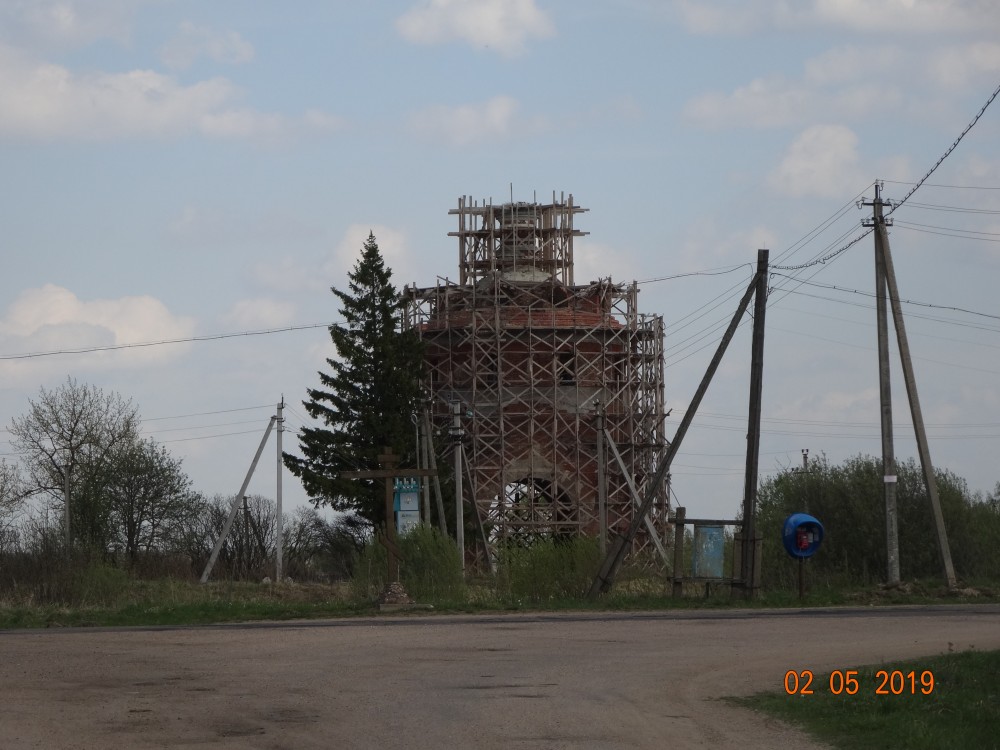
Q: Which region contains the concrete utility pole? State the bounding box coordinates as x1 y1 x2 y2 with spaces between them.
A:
866 181 957 589
201 416 276 583
866 185 901 586
276 396 284 582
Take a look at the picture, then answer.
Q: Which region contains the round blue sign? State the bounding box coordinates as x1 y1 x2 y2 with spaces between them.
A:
782 513 824 559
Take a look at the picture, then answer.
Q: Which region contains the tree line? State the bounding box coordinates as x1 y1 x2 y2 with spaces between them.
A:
756 453 1000 588
0 378 366 591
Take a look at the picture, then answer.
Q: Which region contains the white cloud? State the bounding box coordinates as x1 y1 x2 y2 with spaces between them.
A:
573 241 637 285
812 0 999 34
222 299 297 329
0 45 341 141
0 285 197 380
409 95 546 145
396 0 554 56
675 223 779 274
926 42 1000 89
252 257 328 295
160 21 254 70
683 74 890 129
325 225 414 288
803 45 903 86
671 0 1000 35
767 124 862 198
0 0 136 48
670 0 785 34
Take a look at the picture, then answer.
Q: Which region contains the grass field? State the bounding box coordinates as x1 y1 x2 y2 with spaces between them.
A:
0 572 996 630
731 649 1000 750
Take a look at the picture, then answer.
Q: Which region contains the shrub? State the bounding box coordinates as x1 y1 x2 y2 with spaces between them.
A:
350 525 466 603
496 537 601 604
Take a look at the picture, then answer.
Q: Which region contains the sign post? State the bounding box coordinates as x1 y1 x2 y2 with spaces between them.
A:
782 513 824 600
342 448 435 597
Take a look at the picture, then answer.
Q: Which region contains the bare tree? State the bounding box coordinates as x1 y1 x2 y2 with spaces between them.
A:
9 378 139 548
0 460 25 551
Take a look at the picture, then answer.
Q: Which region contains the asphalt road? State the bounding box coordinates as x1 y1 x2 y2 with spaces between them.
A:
2 604 998 749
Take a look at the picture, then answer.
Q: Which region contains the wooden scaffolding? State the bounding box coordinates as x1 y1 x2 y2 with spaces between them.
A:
402 193 668 564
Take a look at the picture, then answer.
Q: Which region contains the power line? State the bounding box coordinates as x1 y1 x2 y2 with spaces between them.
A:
770 274 1000 323
900 201 1000 215
159 428 266 445
771 82 1000 273
887 81 1000 217
638 264 753 284
894 223 1000 243
882 179 1000 190
771 227 873 271
145 404 274 422
0 322 338 361
141 418 266 436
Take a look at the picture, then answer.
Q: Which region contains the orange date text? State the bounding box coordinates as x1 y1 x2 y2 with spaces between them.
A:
783 669 935 696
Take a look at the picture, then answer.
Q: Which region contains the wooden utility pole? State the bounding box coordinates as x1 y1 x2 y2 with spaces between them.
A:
342 448 435 583
595 402 607 556
423 410 449 534
866 182 957 589
588 256 767 597
739 248 769 599
450 402 465 572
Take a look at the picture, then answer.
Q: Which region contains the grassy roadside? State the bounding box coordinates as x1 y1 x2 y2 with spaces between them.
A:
731 650 1000 750
1 575 997 629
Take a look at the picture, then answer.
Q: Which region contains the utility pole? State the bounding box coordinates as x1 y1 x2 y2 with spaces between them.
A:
739 248 769 600
63 465 71 549
451 401 465 572
201 416 276 583
595 401 607 556
865 185 900 586
275 396 284 582
423 409 448 534
589 255 766 597
242 495 251 577
865 181 957 589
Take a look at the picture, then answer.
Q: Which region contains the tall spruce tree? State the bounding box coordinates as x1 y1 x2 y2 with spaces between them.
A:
284 232 423 528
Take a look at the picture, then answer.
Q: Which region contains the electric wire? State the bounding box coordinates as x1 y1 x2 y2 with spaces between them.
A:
886 80 1000 217
0 322 340 361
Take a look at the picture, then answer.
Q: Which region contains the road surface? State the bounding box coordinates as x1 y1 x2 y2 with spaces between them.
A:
2 604 998 749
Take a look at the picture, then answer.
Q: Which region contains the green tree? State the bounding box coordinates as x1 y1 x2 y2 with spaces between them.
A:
284 232 423 528
756 454 999 587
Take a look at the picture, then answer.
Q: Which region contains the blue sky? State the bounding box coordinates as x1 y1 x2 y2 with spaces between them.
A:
2 0 999 524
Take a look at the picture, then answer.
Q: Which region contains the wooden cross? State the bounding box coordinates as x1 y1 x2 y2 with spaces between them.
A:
341 447 435 582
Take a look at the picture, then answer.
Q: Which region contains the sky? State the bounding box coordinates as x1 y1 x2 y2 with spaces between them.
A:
2 0 999 528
